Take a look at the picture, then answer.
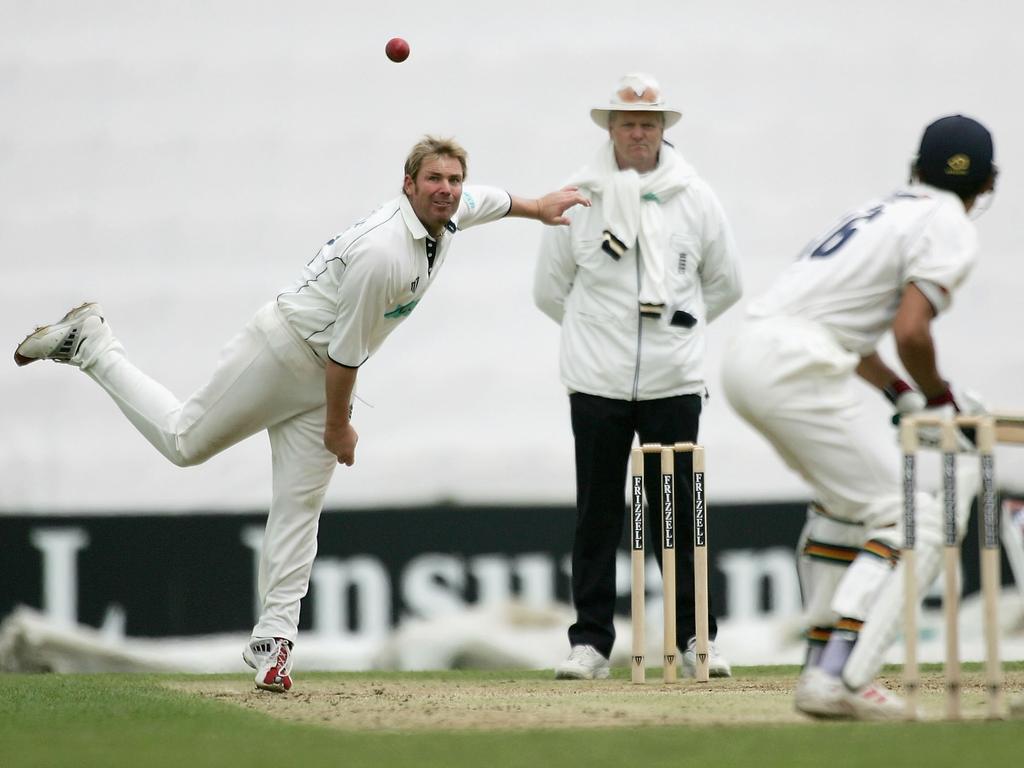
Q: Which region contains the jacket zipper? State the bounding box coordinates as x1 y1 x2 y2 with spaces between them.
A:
632 245 643 400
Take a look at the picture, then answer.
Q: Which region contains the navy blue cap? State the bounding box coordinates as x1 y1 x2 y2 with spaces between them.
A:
916 115 994 196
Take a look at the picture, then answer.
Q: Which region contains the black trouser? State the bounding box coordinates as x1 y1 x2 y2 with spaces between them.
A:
567 391 718 657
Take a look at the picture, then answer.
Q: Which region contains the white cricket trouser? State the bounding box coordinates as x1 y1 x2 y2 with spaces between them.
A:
722 316 929 539
81 300 337 642
722 317 948 687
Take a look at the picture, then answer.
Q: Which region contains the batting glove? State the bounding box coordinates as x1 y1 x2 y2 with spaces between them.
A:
884 378 926 418
921 383 985 450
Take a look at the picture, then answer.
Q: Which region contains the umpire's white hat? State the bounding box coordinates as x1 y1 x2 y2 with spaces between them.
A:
590 73 682 130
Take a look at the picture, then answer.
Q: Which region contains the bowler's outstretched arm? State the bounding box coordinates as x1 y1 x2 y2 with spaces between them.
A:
508 186 590 225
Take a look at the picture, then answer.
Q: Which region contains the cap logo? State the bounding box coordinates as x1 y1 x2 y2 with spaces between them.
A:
616 84 661 105
945 153 971 176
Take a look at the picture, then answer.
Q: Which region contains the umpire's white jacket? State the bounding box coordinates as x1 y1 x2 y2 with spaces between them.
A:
534 143 742 401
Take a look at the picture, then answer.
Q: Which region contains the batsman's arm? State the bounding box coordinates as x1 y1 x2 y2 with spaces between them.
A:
855 351 902 391
892 283 949 400
324 360 359 466
857 351 926 418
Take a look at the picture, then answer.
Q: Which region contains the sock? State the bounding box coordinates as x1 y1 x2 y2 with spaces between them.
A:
803 626 832 669
818 617 863 677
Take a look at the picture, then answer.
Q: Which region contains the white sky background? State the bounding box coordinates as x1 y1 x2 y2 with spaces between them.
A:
2 1 1023 512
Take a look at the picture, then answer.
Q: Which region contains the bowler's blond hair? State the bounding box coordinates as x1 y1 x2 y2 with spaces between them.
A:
404 136 469 183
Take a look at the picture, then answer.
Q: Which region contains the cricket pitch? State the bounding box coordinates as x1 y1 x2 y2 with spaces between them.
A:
173 667 1024 731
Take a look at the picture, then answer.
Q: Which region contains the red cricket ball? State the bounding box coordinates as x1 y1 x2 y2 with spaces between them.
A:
385 37 410 63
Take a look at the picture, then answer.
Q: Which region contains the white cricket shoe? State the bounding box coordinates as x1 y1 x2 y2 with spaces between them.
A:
14 302 106 367
555 644 611 680
242 637 294 692
844 679 913 721
682 636 732 678
795 667 851 718
796 668 916 721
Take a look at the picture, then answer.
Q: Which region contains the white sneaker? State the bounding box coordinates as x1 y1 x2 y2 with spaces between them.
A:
14 302 106 367
796 668 916 721
844 680 913 721
682 636 732 678
795 667 851 718
242 637 294 692
555 644 610 680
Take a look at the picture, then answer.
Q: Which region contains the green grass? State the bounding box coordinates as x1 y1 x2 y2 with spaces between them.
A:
1 666 1021 768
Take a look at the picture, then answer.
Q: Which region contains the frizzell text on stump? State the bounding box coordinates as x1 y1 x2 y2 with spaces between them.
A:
662 472 675 549
693 472 705 548
632 476 644 550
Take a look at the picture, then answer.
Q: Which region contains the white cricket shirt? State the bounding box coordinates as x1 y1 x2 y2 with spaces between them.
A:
747 184 978 355
276 186 511 366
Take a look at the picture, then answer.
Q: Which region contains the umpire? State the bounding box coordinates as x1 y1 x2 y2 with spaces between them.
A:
534 73 742 679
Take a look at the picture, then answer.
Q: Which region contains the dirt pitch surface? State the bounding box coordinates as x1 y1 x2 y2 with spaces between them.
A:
173 669 1024 731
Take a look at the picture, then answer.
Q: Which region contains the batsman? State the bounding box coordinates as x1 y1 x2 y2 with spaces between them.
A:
722 115 998 719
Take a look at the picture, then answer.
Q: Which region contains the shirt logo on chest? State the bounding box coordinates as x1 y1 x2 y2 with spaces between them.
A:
411 276 420 293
